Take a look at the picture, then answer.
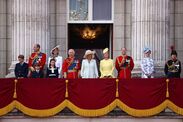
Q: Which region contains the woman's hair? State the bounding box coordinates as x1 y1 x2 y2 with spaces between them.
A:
49 58 56 68
52 48 59 55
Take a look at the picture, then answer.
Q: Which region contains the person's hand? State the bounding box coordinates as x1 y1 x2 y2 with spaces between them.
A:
30 66 35 71
122 59 126 64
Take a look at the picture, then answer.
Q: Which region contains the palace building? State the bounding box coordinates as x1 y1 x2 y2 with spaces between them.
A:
0 0 182 78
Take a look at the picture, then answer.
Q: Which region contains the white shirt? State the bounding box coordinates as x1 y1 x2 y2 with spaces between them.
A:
48 56 63 75
141 57 154 78
81 59 99 78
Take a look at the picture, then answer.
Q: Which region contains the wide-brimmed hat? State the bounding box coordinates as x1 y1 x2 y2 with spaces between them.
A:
50 45 60 54
103 48 109 54
143 47 151 54
84 50 95 58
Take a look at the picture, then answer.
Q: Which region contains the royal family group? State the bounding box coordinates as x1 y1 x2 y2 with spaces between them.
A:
14 44 181 79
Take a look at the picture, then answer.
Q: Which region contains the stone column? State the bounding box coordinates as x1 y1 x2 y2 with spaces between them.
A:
56 0 67 59
0 0 7 78
6 0 50 77
131 0 169 76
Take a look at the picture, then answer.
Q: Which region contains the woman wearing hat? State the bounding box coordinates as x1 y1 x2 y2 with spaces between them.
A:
164 48 181 78
141 47 155 78
100 48 114 78
48 45 63 77
81 50 99 78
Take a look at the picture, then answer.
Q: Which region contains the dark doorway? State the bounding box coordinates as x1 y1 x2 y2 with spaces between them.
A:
68 23 113 61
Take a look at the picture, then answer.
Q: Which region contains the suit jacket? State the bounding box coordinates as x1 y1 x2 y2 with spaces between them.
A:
14 62 28 78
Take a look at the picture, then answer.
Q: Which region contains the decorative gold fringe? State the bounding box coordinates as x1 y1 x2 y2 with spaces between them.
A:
117 99 168 117
4 100 183 117
65 80 69 98
166 79 170 98
13 79 18 99
14 100 67 117
0 101 15 116
66 99 117 117
116 79 119 97
167 100 183 115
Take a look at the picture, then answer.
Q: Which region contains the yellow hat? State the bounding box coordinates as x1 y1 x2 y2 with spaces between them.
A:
103 48 109 54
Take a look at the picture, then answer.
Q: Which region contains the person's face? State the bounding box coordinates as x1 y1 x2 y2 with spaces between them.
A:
103 52 109 59
33 45 39 52
121 48 126 55
35 66 40 70
87 54 93 60
68 49 75 57
18 58 24 63
53 48 59 55
50 60 55 66
145 51 151 57
171 54 177 60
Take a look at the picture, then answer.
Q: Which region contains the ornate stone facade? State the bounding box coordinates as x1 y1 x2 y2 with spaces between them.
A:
0 0 182 78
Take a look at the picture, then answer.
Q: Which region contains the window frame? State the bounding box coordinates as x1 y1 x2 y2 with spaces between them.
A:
67 0 114 23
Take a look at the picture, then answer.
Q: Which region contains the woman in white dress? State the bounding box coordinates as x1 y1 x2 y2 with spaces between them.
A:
48 45 63 77
141 47 155 78
81 50 99 78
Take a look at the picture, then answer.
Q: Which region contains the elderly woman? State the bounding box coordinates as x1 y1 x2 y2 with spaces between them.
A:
81 50 99 78
141 47 154 78
48 45 63 77
100 48 114 78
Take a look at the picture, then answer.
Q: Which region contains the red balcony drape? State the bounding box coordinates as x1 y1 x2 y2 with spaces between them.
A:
0 78 183 117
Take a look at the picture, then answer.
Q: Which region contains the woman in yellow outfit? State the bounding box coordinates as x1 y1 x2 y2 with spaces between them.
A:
100 48 115 78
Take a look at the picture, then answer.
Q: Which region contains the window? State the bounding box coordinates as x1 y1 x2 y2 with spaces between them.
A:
93 0 112 20
68 0 113 23
69 0 88 21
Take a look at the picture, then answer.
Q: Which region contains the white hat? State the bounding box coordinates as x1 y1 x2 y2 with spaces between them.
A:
84 50 95 58
103 48 109 54
51 45 60 54
143 47 151 54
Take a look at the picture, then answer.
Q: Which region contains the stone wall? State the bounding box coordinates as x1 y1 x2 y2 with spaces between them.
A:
49 0 67 59
0 0 183 78
168 0 183 77
0 0 7 77
174 0 183 77
55 0 67 59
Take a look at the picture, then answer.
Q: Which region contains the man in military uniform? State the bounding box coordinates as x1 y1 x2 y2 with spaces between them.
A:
115 48 134 79
62 49 81 79
14 55 29 78
28 44 46 77
164 50 181 78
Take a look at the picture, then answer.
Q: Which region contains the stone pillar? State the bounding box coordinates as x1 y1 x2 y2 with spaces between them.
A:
0 0 7 78
49 0 56 52
131 0 169 77
56 0 67 59
174 0 183 77
6 0 50 77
